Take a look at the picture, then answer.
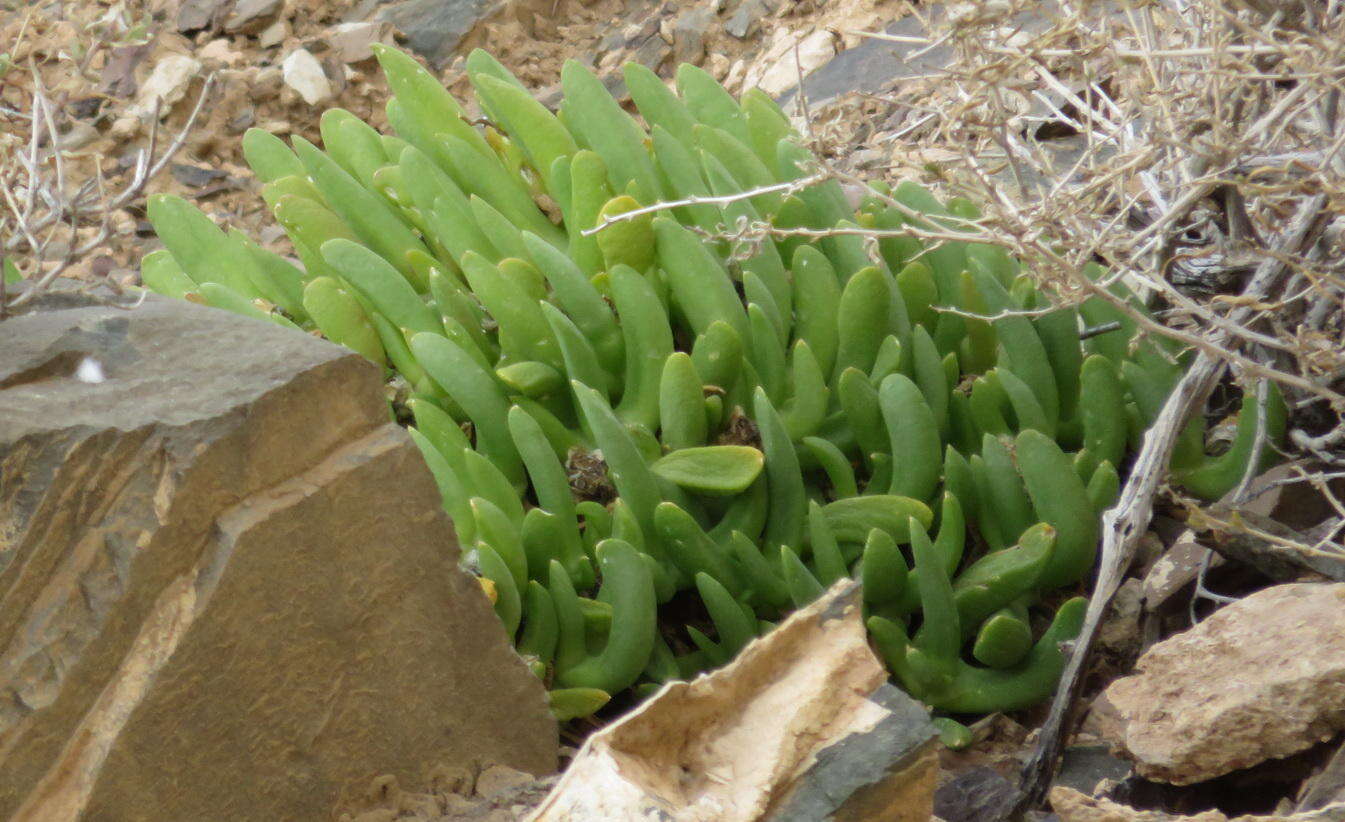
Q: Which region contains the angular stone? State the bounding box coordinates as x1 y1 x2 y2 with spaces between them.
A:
1141 536 1222 612
326 21 395 63
1049 786 1345 821
600 70 630 105
1101 584 1345 785
1297 738 1345 811
1055 744 1134 797
0 287 556 820
177 0 228 33
223 0 283 34
726 0 773 39
531 582 938 821
934 767 1017 822
377 0 504 67
775 4 1072 109
128 55 202 121
258 17 289 48
473 764 534 799
672 7 716 66
706 52 731 80
630 34 673 75
198 38 245 67
744 29 836 97
281 48 333 106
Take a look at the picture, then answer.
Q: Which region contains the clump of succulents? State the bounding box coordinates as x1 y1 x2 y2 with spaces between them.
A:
142 46 1285 721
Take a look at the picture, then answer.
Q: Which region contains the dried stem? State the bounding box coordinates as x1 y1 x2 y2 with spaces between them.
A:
580 174 827 236
1 64 216 315
1015 188 1330 813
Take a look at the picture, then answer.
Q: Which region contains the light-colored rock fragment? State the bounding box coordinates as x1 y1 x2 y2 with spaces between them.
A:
743 29 836 96
198 37 243 66
129 54 202 120
327 21 394 63
706 52 731 80
1051 786 1345 821
258 17 289 48
529 581 939 822
1141 536 1223 611
1102 583 1345 785
724 58 748 95
281 48 333 106
475 765 535 799
0 285 557 821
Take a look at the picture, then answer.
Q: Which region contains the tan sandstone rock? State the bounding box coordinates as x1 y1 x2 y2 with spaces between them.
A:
0 288 557 821
1100 583 1345 785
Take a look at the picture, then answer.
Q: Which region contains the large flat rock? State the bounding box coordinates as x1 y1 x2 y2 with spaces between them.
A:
0 288 557 820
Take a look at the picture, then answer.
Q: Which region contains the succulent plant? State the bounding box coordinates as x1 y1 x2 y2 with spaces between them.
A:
141 46 1285 719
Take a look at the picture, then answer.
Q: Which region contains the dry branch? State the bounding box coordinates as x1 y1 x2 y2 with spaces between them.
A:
1015 189 1329 811
0 61 215 316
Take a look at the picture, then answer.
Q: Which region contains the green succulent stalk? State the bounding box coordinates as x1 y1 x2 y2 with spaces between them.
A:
140 46 1282 720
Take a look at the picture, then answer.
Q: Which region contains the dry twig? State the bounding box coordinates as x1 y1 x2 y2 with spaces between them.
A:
1016 190 1329 811
0 59 215 316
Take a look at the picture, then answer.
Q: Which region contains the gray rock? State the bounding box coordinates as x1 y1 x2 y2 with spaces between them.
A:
672 7 716 65
623 16 660 47
934 767 1018 822
776 2 1078 107
223 0 282 34
0 286 557 820
257 18 288 48
749 29 835 97
535 83 564 110
177 0 227 33
630 34 673 74
1298 737 1345 811
1055 745 1134 797
776 13 950 109
377 0 504 67
600 69 630 104
764 683 939 821
726 0 773 39
344 0 394 23
169 163 230 189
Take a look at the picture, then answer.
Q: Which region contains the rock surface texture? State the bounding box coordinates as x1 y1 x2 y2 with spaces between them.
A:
1049 787 1345 822
0 288 556 821
530 581 939 822
376 0 503 66
1101 584 1345 785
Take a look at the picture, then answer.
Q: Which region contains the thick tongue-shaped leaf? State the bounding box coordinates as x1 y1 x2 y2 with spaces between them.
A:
651 445 765 496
